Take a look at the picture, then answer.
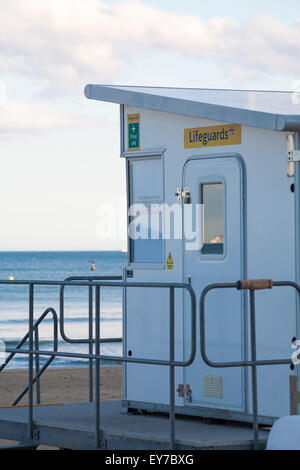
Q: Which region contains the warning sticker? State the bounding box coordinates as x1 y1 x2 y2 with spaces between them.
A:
167 252 174 270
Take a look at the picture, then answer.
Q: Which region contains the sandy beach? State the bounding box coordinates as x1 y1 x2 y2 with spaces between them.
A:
0 366 122 449
0 365 122 407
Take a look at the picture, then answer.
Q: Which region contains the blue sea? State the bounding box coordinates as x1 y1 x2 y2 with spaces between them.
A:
0 251 127 369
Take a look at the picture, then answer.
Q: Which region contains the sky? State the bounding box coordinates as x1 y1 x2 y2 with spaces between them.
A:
0 0 300 250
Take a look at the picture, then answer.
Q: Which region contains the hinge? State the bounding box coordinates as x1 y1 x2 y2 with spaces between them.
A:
175 187 190 203
177 384 192 402
177 384 184 397
175 188 182 201
288 150 300 162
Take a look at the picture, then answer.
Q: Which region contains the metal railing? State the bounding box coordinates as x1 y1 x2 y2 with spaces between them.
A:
0 307 58 406
0 278 196 449
60 276 123 402
200 279 298 450
0 276 121 407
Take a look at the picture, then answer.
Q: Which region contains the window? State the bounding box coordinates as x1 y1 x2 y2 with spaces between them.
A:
201 183 224 255
128 157 164 264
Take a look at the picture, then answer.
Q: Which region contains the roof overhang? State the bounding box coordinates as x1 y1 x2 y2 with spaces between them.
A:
84 85 300 132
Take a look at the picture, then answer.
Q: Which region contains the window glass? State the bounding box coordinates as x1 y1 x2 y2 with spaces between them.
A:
129 158 163 263
201 183 224 255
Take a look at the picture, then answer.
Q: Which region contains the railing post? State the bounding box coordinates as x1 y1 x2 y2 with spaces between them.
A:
89 283 93 402
250 290 259 450
34 325 41 405
28 283 34 441
95 285 101 448
169 287 175 450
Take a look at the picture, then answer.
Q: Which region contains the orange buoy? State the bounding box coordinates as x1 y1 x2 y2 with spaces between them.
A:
91 262 95 271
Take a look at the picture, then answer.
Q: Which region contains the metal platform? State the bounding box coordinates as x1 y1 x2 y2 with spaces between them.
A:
0 401 269 450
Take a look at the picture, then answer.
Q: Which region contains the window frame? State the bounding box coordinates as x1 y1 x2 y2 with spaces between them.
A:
126 152 165 269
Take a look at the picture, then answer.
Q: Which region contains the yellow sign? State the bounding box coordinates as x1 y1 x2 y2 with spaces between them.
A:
167 252 174 270
184 124 241 149
128 114 140 151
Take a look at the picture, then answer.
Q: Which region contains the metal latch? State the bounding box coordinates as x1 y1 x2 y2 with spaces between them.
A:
287 150 300 162
183 188 191 204
177 384 192 402
32 428 40 441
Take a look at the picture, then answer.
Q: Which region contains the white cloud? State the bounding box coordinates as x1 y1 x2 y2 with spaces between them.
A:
0 0 299 94
0 101 87 133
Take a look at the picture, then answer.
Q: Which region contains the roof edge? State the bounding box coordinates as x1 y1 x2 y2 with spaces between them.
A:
279 116 300 132
85 84 300 132
84 84 92 99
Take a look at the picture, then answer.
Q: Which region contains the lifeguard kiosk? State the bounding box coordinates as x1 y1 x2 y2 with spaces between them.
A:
85 85 300 424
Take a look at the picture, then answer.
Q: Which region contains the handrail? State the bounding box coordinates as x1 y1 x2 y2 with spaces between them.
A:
59 276 123 345
60 275 123 403
13 308 58 406
200 280 298 450
0 278 197 450
0 307 58 406
0 307 58 372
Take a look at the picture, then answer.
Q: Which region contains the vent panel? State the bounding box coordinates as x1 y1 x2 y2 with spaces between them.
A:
204 375 223 399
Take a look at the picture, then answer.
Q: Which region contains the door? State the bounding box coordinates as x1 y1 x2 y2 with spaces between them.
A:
183 155 246 412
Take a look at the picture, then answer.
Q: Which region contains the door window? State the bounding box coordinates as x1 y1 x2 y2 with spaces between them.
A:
201 183 224 255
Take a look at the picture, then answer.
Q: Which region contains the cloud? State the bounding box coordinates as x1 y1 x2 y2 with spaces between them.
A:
0 101 88 133
0 0 299 94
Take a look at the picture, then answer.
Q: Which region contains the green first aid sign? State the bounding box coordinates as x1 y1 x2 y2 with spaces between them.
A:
128 114 140 150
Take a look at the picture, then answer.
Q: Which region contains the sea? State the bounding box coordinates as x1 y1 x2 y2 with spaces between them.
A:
0 251 127 369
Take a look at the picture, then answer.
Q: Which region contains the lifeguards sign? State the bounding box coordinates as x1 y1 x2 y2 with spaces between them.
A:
184 124 241 149
128 114 140 150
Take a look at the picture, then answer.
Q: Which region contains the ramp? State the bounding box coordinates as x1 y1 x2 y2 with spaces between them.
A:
0 401 269 450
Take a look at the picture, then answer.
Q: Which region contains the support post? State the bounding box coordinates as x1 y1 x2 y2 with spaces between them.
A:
295 131 300 408
169 287 175 450
95 285 101 448
250 290 259 450
34 325 41 405
89 283 93 402
28 283 34 441
290 375 300 415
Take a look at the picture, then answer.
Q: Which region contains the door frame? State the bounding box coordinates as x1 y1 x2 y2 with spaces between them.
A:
181 152 248 411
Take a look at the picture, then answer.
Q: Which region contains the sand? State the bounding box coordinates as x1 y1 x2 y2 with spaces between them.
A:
0 366 122 407
0 366 122 449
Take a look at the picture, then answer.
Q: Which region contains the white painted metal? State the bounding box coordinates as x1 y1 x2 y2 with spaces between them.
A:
122 106 296 419
86 84 299 421
183 156 245 411
125 106 297 419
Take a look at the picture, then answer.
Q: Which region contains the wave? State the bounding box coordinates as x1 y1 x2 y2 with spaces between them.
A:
0 316 121 325
4 338 122 347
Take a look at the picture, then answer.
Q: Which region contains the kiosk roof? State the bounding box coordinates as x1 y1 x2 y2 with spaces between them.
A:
85 85 300 132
